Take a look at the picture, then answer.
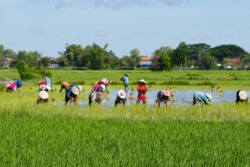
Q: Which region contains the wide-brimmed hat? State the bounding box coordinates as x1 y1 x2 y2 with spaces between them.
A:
239 91 247 100
205 93 213 101
77 85 82 91
162 90 170 97
72 86 80 95
118 90 126 99
39 91 49 99
45 85 51 90
138 79 146 84
101 78 110 85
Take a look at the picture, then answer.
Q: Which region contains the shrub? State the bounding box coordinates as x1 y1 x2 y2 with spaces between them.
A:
161 81 190 85
16 61 34 80
196 81 216 86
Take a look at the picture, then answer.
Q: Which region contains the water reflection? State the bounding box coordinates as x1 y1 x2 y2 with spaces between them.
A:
79 89 249 106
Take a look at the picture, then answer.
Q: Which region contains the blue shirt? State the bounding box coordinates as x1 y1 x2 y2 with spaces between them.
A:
66 84 75 98
193 91 209 104
15 80 22 87
123 76 129 85
45 76 51 86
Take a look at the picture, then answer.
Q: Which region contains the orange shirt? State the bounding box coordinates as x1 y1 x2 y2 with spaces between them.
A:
63 82 70 89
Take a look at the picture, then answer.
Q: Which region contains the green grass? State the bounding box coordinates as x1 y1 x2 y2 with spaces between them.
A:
0 90 250 166
2 69 250 89
1 116 249 166
1 70 250 165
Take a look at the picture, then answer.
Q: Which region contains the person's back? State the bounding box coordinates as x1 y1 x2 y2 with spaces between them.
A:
124 75 128 85
45 75 51 86
137 79 147 104
193 91 211 105
15 80 22 88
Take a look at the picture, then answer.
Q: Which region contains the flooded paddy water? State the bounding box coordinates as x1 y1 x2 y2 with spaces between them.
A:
74 89 250 107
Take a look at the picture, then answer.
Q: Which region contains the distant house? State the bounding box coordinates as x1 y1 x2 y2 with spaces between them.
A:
48 58 60 69
0 58 12 68
224 57 241 69
139 56 153 68
227 58 241 63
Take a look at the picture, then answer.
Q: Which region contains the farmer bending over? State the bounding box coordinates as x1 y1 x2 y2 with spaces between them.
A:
115 89 127 107
193 91 212 105
156 90 171 107
6 82 17 92
91 78 110 95
137 79 148 104
236 90 248 104
65 84 82 105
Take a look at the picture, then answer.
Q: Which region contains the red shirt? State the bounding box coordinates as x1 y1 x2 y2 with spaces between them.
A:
137 84 147 100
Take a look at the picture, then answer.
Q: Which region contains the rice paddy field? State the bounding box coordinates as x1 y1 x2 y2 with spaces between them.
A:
0 69 250 166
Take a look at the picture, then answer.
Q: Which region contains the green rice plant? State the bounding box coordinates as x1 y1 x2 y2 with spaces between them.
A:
0 90 250 166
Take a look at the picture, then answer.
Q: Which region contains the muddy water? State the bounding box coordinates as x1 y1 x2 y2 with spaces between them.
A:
77 89 249 107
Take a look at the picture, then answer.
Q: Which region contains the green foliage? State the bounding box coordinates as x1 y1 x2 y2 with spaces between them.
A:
129 49 140 69
199 54 217 70
32 67 52 78
171 42 189 67
64 44 84 67
16 51 41 67
186 43 211 67
0 92 250 166
152 47 173 71
161 80 190 85
16 61 34 80
210 44 248 62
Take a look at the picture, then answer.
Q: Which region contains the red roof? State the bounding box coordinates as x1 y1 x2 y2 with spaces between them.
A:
227 58 240 63
140 56 153 61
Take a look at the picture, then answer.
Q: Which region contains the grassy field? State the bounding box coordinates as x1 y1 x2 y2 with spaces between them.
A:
2 69 250 89
0 69 250 166
0 90 250 166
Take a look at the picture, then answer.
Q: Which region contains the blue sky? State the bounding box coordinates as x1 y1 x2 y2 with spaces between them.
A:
0 0 249 57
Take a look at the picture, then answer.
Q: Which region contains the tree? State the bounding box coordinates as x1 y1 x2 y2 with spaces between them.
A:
240 53 250 69
129 49 140 69
16 61 34 80
4 49 16 59
16 51 41 67
210 44 247 62
63 44 84 67
152 46 173 71
81 43 118 70
198 54 217 70
186 43 210 67
118 56 130 69
39 57 50 67
171 42 188 68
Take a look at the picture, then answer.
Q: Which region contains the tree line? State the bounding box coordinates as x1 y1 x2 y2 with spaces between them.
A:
1 42 250 71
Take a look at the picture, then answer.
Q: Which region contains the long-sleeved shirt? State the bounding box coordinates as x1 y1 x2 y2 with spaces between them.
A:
123 76 129 85
193 91 209 104
45 76 51 86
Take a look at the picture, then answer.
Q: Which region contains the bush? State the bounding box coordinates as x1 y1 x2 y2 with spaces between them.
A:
161 81 190 85
196 81 216 86
16 61 34 80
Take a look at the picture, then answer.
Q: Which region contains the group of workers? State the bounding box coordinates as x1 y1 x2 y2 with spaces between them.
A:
4 73 249 107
